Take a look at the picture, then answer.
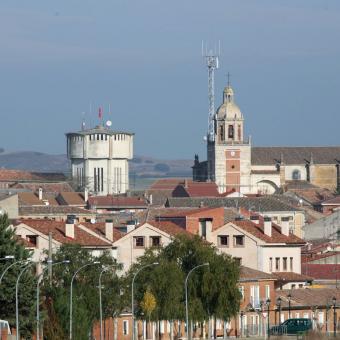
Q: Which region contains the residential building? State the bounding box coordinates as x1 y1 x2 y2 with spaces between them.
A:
0 193 18 219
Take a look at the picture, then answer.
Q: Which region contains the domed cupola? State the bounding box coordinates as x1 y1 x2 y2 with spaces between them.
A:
216 85 243 120
214 82 245 144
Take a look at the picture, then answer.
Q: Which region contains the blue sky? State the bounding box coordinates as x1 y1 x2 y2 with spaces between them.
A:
0 0 340 159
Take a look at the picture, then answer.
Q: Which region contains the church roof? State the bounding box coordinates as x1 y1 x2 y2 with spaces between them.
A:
252 147 340 165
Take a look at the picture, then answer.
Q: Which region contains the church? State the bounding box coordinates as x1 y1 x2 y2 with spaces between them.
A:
193 82 340 194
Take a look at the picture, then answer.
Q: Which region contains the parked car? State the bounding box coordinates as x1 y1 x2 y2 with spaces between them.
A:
270 318 312 335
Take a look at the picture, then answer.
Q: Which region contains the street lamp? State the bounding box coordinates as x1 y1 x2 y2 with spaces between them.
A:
131 262 159 340
266 299 271 338
0 255 15 261
36 260 70 340
276 297 282 325
99 265 117 340
69 261 100 340
240 311 244 337
333 296 337 338
0 259 29 284
15 261 35 340
287 293 291 319
185 263 209 340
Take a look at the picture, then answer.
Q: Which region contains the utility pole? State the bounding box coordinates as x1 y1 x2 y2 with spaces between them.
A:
48 232 52 284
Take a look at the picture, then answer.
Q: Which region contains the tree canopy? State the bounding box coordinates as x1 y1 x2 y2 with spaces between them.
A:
0 213 36 338
126 234 241 324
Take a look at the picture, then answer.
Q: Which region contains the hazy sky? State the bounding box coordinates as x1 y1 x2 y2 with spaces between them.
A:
1 0 340 159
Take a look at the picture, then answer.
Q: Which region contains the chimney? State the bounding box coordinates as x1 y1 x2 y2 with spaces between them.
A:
184 179 188 189
250 215 260 225
149 194 153 205
264 216 272 237
38 188 43 200
281 216 290 236
105 219 114 242
65 215 75 239
126 220 137 233
84 188 89 202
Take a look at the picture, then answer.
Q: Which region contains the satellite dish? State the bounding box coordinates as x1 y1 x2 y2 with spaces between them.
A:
106 120 112 127
90 218 96 224
203 136 207 141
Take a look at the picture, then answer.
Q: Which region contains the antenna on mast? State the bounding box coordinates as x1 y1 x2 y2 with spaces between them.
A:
202 40 220 142
106 103 112 128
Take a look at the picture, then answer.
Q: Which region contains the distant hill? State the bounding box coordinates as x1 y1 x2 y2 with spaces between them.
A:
0 150 193 177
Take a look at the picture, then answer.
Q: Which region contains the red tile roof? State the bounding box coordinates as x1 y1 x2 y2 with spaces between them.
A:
88 196 147 208
230 218 305 245
149 178 184 190
321 196 340 205
272 271 313 282
57 192 85 206
158 206 223 217
81 222 123 242
16 219 112 247
239 266 276 281
0 169 66 182
147 220 193 237
302 263 340 280
11 182 73 192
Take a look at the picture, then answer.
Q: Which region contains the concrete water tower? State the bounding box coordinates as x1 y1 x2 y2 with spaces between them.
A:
66 125 134 195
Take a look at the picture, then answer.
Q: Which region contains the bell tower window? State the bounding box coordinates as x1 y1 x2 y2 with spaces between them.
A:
220 125 225 141
228 125 234 139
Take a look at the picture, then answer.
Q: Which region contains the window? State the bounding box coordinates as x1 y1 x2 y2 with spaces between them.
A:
303 313 309 319
228 125 234 138
283 257 287 271
26 235 37 246
269 257 273 272
291 284 296 289
265 285 270 300
199 220 207 239
298 284 303 288
292 169 301 180
239 286 245 301
275 257 280 271
290 257 293 271
234 235 245 247
218 235 229 247
250 285 260 308
134 237 144 248
150 236 161 247
100 134 103 140
295 313 300 319
123 320 129 335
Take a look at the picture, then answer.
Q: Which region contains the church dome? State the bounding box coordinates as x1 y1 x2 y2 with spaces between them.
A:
216 85 243 120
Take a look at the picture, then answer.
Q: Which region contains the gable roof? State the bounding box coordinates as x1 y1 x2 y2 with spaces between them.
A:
19 205 94 216
272 271 313 283
302 263 340 280
56 192 85 206
228 218 305 245
16 219 112 247
0 169 66 182
147 221 193 237
11 182 74 192
80 222 123 242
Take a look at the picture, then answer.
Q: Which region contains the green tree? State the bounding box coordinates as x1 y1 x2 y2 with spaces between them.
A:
126 234 241 337
0 213 36 338
41 244 122 340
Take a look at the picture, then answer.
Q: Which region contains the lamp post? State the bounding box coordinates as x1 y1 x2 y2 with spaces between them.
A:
266 299 271 338
36 260 70 340
185 263 209 340
333 296 337 338
16 261 35 340
0 255 14 261
0 259 28 284
99 265 116 340
131 262 159 340
276 297 282 325
326 304 330 335
240 311 244 337
287 293 291 319
69 261 100 340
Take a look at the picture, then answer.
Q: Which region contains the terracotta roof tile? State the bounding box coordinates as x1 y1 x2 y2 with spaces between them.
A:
57 192 85 206
17 219 112 247
231 218 305 245
239 266 276 281
88 196 147 208
272 271 313 282
302 263 340 280
147 220 193 237
0 169 66 182
81 222 124 242
19 206 94 216
276 288 340 308
11 182 73 192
